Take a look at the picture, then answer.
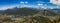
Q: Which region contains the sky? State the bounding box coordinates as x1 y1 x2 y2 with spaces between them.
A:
0 0 60 10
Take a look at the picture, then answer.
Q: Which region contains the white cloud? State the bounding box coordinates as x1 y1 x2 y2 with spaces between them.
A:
37 3 43 6
0 4 19 10
19 5 39 8
20 2 24 4
20 1 28 4
50 0 60 5
25 1 28 4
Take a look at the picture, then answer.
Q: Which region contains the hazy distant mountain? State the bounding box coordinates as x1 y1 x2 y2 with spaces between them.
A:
0 7 39 15
0 6 60 16
49 8 60 13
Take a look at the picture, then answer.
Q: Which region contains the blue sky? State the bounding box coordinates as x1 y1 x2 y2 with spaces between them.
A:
0 0 59 10
0 0 49 5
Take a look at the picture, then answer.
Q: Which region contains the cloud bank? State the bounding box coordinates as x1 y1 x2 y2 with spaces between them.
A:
50 0 60 5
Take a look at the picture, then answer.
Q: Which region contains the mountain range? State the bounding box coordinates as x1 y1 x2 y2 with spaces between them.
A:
0 6 60 16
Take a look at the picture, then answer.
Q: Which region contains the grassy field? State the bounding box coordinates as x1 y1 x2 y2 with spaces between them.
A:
0 14 60 23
